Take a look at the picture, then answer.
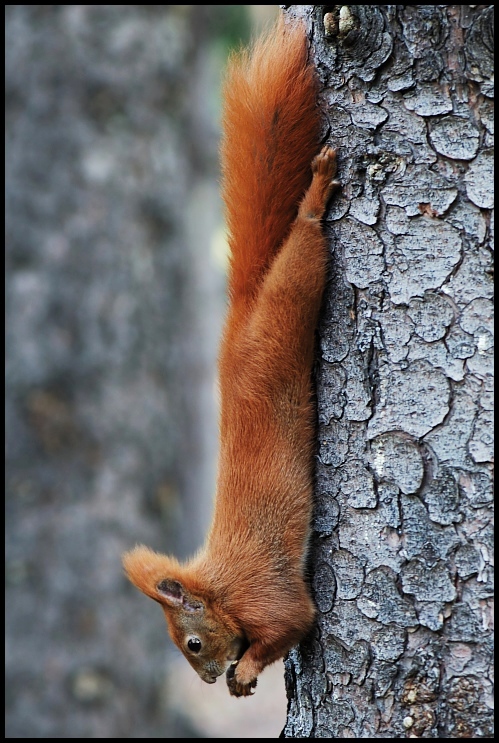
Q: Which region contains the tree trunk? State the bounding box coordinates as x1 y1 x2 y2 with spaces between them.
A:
284 5 493 738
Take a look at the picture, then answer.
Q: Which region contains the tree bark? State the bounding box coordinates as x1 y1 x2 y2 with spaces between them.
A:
284 5 493 738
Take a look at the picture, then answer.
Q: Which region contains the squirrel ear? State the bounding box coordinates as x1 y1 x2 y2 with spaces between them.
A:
157 578 204 613
156 578 183 603
122 545 205 611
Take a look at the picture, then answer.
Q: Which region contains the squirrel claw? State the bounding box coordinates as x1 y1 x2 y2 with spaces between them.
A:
226 662 257 697
226 661 238 681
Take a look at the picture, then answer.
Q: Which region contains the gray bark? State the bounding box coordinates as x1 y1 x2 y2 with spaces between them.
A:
284 5 494 738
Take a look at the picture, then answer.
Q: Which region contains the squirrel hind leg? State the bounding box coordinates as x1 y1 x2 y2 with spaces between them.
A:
299 147 340 221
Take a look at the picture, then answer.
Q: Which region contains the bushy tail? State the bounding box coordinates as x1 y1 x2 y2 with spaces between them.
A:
220 18 322 304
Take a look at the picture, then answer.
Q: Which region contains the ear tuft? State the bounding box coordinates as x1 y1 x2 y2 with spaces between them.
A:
122 545 204 611
122 545 182 602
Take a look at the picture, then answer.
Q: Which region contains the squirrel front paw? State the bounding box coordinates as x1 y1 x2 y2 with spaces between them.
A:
226 661 258 698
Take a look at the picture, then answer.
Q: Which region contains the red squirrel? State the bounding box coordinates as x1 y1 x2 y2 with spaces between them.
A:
122 16 339 698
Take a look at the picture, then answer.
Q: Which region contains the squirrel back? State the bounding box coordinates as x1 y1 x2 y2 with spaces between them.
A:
220 18 321 304
123 16 339 698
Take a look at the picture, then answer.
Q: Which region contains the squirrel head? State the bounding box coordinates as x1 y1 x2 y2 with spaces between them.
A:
122 545 247 684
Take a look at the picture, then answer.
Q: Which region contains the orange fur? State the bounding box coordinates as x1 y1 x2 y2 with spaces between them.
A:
122 17 339 697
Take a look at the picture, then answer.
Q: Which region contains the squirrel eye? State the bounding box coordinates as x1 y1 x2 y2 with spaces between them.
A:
187 637 202 653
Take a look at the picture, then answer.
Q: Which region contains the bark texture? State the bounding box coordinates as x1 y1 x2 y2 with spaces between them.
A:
284 5 493 738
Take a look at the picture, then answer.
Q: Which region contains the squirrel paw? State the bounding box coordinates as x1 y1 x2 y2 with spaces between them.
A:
313 146 340 202
226 661 258 698
300 146 340 219
311 146 338 180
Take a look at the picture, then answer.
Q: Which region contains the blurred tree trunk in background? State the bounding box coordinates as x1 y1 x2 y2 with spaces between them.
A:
284 5 493 738
5 5 237 737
